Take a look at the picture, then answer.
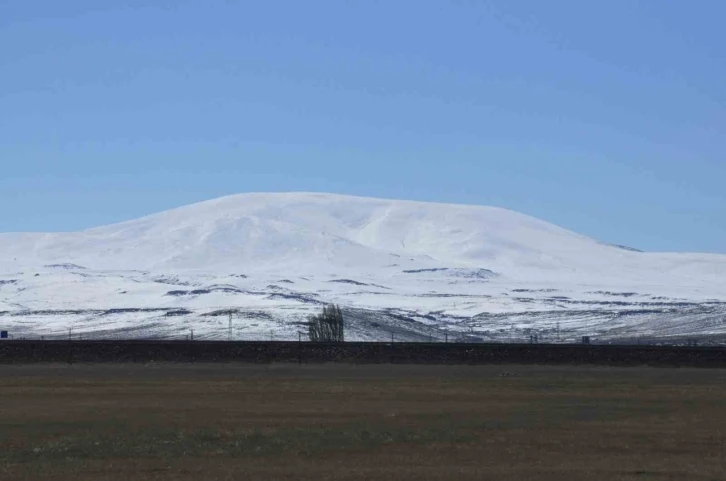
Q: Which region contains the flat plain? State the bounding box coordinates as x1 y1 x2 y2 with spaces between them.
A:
1 363 724 480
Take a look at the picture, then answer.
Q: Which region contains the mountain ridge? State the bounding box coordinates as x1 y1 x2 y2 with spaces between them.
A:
1 192 724 283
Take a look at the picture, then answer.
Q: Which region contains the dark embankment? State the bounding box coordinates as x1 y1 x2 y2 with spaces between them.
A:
2 340 726 366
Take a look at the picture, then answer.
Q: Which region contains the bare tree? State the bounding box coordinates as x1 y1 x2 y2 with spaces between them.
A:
308 304 345 342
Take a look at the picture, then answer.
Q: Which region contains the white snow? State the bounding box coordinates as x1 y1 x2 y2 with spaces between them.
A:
0 192 724 341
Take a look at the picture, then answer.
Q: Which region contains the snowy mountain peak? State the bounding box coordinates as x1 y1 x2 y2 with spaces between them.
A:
1 192 724 284
1 193 725 342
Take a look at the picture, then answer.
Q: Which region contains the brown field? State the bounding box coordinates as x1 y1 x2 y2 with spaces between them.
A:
0 363 725 480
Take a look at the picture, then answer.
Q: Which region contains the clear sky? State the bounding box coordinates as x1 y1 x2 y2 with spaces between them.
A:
1 1 724 253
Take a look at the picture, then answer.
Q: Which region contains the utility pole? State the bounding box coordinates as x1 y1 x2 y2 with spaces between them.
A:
228 312 232 341
67 327 73 365
189 329 195 363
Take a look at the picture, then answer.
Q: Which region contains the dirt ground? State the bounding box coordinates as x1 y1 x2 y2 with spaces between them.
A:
0 363 724 480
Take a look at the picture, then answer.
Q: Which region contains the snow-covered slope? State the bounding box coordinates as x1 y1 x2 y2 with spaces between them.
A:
1 193 724 342
4 192 724 279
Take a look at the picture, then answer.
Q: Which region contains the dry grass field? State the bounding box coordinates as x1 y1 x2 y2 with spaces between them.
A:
1 363 725 480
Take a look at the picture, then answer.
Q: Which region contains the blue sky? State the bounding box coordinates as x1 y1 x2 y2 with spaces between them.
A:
1 0 724 253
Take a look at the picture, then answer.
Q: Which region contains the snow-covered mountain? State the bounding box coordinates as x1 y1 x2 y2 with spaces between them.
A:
1 193 724 342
